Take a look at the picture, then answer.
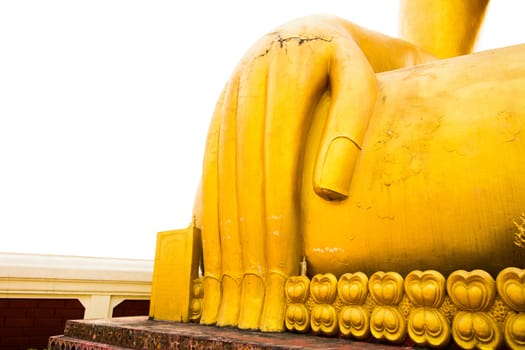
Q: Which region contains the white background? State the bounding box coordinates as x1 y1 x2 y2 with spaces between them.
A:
1 1 523 260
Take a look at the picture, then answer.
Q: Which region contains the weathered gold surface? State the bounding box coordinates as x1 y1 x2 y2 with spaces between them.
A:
150 2 525 348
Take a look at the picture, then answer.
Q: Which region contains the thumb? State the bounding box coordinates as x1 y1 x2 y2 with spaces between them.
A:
313 38 378 200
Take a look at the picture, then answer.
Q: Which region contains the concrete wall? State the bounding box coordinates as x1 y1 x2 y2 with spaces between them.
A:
0 253 152 350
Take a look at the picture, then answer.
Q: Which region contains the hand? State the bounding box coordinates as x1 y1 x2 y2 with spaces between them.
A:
196 14 433 331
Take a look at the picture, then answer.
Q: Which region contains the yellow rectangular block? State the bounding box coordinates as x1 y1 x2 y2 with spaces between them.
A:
149 226 201 322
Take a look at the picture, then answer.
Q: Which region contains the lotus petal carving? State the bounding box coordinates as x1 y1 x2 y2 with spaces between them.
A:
337 272 368 305
405 270 446 308
285 303 310 333
310 273 338 304
311 304 338 335
446 270 495 312
504 313 525 349
408 308 450 347
285 275 310 304
369 271 404 305
370 305 407 343
496 267 525 312
451 311 502 349
339 305 370 339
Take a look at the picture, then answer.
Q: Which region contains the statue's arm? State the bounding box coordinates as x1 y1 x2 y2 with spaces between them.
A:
399 0 490 58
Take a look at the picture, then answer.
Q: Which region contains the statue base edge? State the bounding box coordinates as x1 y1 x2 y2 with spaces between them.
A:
48 316 416 350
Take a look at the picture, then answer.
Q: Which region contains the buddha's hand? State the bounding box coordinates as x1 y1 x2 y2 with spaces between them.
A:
230 15 379 202
198 14 431 331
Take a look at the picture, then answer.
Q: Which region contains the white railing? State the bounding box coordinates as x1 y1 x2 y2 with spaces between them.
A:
0 252 152 319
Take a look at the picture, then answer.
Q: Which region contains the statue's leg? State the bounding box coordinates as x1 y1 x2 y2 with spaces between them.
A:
215 75 244 327
235 57 270 330
199 90 224 325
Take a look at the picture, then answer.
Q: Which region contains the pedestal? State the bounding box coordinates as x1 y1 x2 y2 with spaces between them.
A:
48 316 415 350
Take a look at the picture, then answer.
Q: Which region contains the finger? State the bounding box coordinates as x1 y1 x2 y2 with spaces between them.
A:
215 70 244 326
217 72 243 278
233 42 274 330
199 86 224 324
313 36 378 200
235 52 269 278
200 87 224 276
260 34 330 331
264 35 329 276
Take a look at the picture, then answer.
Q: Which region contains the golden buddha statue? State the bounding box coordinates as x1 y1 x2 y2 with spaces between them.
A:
150 1 525 348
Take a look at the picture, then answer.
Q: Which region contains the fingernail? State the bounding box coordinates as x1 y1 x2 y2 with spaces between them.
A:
318 137 359 200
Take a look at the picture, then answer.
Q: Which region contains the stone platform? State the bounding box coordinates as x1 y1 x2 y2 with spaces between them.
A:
48 316 417 350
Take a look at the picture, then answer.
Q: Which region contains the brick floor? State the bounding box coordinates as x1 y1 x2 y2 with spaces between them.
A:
49 316 416 350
